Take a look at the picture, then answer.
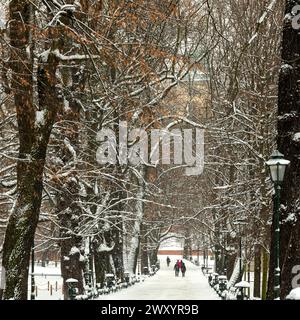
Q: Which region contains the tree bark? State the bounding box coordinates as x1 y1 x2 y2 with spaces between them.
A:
1 1 60 299
127 166 146 274
140 222 149 273
262 248 269 300
94 244 112 287
226 252 236 280
56 76 85 299
268 0 300 299
52 1 90 297
254 244 261 298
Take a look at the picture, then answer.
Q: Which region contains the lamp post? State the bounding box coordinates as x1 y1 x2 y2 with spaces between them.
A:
266 150 290 300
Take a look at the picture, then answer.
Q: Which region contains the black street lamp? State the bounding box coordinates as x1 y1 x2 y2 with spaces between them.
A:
266 150 290 300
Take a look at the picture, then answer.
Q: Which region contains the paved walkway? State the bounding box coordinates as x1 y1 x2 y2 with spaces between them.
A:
100 259 220 300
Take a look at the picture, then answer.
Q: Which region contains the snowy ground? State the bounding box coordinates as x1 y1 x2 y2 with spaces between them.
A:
99 256 220 300
24 257 255 300
27 263 63 300
5 234 252 300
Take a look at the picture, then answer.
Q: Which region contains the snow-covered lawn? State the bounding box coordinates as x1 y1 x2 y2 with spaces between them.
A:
99 256 220 300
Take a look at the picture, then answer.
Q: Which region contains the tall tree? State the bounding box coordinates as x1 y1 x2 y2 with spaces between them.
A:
1 1 61 299
268 0 300 299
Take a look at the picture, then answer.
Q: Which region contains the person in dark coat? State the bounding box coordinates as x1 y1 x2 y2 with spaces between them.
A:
166 256 171 267
181 262 186 277
174 261 180 277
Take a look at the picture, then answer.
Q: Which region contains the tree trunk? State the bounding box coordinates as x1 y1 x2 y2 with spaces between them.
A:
1 1 60 299
94 248 111 288
149 245 159 267
268 0 300 299
56 87 85 299
110 181 126 280
140 222 148 274
226 252 237 280
214 243 223 274
254 244 261 298
58 181 85 299
127 166 146 274
53 5 88 296
111 220 124 280
262 248 269 300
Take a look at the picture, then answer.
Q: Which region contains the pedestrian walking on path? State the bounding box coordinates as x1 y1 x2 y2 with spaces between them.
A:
178 260 182 270
100 258 221 300
181 262 186 277
174 261 180 277
166 256 171 267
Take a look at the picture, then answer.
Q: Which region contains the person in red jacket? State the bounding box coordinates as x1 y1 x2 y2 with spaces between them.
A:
177 260 182 270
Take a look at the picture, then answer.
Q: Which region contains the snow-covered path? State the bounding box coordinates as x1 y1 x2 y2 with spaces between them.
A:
99 259 220 300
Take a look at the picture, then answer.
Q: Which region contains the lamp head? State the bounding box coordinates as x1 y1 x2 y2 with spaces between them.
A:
266 150 290 184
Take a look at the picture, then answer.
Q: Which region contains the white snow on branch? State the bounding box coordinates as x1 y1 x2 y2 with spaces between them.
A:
79 182 87 197
69 246 80 256
94 182 99 196
248 34 258 44
48 3 81 26
257 0 277 24
35 110 46 127
52 49 99 61
60 4 77 12
64 138 77 162
278 112 297 121
283 212 298 224
1 180 17 187
18 204 31 215
249 0 278 45
98 243 115 253
39 49 51 63
293 132 300 142
281 63 293 74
